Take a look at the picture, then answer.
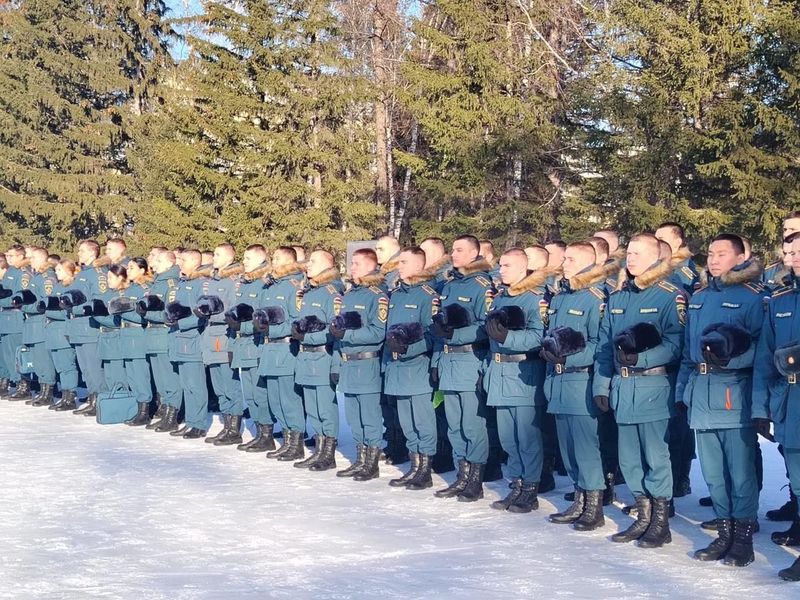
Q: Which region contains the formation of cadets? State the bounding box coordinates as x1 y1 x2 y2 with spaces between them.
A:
3 214 800 581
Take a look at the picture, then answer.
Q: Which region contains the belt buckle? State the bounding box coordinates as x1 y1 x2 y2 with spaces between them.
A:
790 374 797 385
555 363 564 375
494 353 500 363
444 345 449 354
392 352 398 360
342 353 348 362
620 366 629 378
699 362 708 375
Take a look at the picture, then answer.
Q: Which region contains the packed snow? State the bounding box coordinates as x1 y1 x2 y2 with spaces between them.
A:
1 400 797 599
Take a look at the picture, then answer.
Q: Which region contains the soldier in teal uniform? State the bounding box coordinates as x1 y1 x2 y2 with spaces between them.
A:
1 245 30 399
226 244 273 452
44 260 81 411
376 236 401 293
594 233 684 549
753 232 800 581
19 247 58 407
383 246 439 490
656 222 700 297
139 250 182 432
544 243 609 530
484 248 548 513
676 234 765 568
167 250 210 439
199 244 247 447
331 249 388 481
92 264 129 395
431 235 494 501
257 246 306 461
292 250 344 472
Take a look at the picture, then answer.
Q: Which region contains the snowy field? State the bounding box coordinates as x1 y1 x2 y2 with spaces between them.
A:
1 400 798 600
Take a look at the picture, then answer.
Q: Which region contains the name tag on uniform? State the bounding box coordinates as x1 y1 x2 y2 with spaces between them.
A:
611 308 624 314
405 304 418 309
458 296 471 302
777 312 793 318
722 302 740 309
639 308 658 314
355 304 366 310
248 293 258 298
276 295 285 300
186 286 193 290
689 304 702 310
311 302 322 308
567 309 584 316
389 304 395 309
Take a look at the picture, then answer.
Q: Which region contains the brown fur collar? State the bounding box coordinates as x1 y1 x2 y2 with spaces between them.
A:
422 254 451 277
611 247 626 261
18 258 31 270
310 266 340 287
458 258 493 277
92 256 111 268
133 274 153 286
353 271 384 287
380 256 400 275
508 268 553 296
601 259 621 281
218 263 244 279
569 263 610 291
719 260 764 286
403 274 436 287
245 263 271 281
670 246 693 267
617 259 674 291
35 264 53 275
186 265 213 280
272 262 305 279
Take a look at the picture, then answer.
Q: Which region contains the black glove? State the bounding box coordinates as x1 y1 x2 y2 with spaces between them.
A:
252 309 270 334
92 299 109 317
108 297 135 315
485 318 508 344
615 347 638 367
9 295 23 309
0 286 12 299
702 348 727 368
291 321 305 342
700 323 751 367
330 311 362 340
431 318 454 340
753 418 772 440
224 309 240 331
17 290 37 306
59 289 87 310
539 348 566 365
429 367 439 386
594 395 610 413
386 336 408 355
329 320 345 339
330 372 339 387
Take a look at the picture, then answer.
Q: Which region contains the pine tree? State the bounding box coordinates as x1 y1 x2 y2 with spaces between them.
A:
0 0 173 253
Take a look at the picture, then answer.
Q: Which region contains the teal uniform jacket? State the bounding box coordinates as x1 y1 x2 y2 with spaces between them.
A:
142 265 181 354
230 263 270 370
676 261 766 430
257 263 305 378
593 261 686 424
0 262 29 335
380 254 401 293
669 248 700 297
544 264 608 416
118 278 151 360
332 272 388 394
168 270 207 363
753 274 800 447
484 269 549 407
200 263 244 365
44 280 72 351
382 275 439 396
762 259 787 290
294 267 344 387
66 258 109 344
93 287 127 361
423 255 453 294
601 259 622 297
20 267 57 345
433 258 495 392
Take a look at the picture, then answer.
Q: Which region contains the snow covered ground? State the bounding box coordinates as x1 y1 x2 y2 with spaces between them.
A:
1 400 798 600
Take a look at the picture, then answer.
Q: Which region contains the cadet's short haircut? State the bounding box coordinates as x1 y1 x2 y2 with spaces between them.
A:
525 245 550 261
216 242 236 256
454 234 480 252
502 247 528 259
421 237 446 252
182 249 202 262
78 239 100 256
353 248 378 264
629 233 661 252
7 244 25 254
401 246 426 260
162 251 177 264
785 232 800 244
786 211 800 221
108 264 128 280
129 257 148 272
151 246 168 254
480 239 496 252
30 247 48 260
48 254 61 262
275 246 297 262
107 238 127 249
58 259 77 277
587 236 610 257
568 242 597 260
545 240 567 251
711 233 746 255
246 244 267 254
656 222 685 243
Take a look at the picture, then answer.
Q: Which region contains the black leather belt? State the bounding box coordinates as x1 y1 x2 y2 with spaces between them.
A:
1 307 19 311
391 351 431 361
443 343 476 354
267 336 291 344
493 352 528 363
553 364 592 375
342 351 380 362
300 344 329 353
695 363 751 375
617 366 667 378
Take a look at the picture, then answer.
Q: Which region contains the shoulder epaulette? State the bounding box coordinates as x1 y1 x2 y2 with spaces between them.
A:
657 281 678 293
368 285 384 295
421 284 436 296
588 287 605 301
680 266 695 279
475 276 491 288
744 282 765 294
771 286 793 299
766 260 781 270
167 278 177 289
325 284 338 295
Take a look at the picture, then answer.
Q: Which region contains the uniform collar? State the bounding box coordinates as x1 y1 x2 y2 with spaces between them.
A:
351 270 384 288
310 266 340 287
566 263 608 292
272 262 305 280
507 268 552 296
710 260 763 290
451 257 492 279
619 259 673 292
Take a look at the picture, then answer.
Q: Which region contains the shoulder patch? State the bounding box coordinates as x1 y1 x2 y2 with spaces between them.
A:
675 293 687 326
377 296 388 322
484 288 494 312
167 278 178 289
333 296 343 316
475 276 491 288
421 284 436 296
657 281 678 293
539 298 549 327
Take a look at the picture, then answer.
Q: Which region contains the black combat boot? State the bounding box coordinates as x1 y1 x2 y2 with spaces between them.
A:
702 517 759 533
388 452 419 486
54 389 78 412
182 427 207 439
637 497 672 548
509 481 539 514
73 392 96 415
82 393 98 417
26 383 43 405
354 446 381 481
155 406 179 433
434 459 469 498
31 384 54 407
205 414 231 444
779 556 800 581
457 462 485 502
147 399 167 429
405 454 433 490
767 490 798 522
240 423 275 452
602 472 615 506
277 430 305 461
170 424 190 437
564 490 576 502
539 457 556 494
0 377 9 399
268 429 297 459
125 402 152 426
337 445 367 478
492 479 523 511
722 519 756 567
573 489 604 530
549 487 585 524
611 495 651 543
214 415 243 446
695 518 733 561
772 519 800 546
48 392 65 411
8 378 31 401
294 435 322 468
309 436 338 472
